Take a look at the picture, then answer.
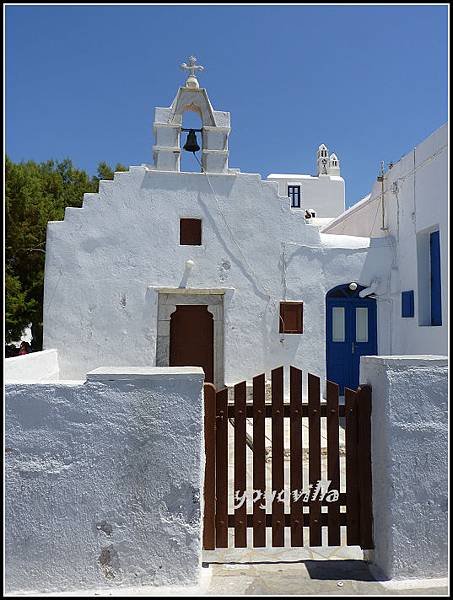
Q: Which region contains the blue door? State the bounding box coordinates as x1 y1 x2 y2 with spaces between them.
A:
430 230 442 326
326 285 377 394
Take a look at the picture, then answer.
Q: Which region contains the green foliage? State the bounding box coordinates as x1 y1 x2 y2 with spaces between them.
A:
5 157 128 348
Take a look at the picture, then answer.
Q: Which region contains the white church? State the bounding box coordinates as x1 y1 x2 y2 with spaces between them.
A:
5 57 448 595
41 57 447 393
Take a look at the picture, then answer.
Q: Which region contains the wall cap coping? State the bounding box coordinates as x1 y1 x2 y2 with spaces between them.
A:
5 348 58 364
86 366 205 381
361 355 447 368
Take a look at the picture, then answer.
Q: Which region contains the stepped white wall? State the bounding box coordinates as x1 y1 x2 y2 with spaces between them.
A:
43 167 394 386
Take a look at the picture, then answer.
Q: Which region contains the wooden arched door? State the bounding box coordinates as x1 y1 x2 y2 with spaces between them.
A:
169 305 214 383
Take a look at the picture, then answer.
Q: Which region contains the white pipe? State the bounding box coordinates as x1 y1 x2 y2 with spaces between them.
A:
359 280 379 298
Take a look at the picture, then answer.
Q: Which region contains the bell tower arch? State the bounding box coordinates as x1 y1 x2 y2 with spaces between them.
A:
151 56 231 173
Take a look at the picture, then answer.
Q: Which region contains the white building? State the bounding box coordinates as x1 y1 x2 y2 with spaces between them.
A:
41 58 445 393
322 123 448 356
267 143 345 220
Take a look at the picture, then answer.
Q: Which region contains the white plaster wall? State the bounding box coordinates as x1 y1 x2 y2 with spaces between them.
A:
5 367 205 594
360 356 448 580
4 349 60 382
322 124 448 357
266 173 345 218
43 167 393 387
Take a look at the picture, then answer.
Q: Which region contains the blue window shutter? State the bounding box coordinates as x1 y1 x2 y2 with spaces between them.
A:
401 291 414 318
430 230 442 326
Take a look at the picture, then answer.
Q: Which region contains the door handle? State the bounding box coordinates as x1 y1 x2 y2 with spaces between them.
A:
352 342 355 354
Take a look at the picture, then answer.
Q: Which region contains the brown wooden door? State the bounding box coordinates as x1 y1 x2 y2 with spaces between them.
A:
169 305 214 383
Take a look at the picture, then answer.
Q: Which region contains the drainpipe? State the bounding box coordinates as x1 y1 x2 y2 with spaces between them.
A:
377 161 387 231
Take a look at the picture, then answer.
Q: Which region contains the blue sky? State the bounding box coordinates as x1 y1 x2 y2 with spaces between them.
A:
6 4 448 208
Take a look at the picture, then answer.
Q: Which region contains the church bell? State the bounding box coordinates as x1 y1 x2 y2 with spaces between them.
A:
183 129 200 153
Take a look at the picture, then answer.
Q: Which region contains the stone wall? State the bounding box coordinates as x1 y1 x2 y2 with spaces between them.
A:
5 367 205 594
360 355 448 580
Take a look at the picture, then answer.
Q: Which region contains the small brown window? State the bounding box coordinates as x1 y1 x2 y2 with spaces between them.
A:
180 218 202 245
280 302 303 333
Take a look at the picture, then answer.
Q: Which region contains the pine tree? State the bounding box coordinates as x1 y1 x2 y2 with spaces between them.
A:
5 157 127 348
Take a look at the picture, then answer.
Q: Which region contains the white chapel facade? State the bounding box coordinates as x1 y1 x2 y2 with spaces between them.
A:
43 58 412 392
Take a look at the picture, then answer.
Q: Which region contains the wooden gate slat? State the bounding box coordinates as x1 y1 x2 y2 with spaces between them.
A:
290 366 303 547
357 385 373 549
308 373 322 546
326 379 341 546
203 383 216 550
271 367 285 547
252 373 266 547
345 387 360 546
206 366 373 552
234 381 247 548
215 387 229 548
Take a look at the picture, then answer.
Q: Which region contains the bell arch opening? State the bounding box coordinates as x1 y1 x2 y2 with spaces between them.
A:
180 110 203 173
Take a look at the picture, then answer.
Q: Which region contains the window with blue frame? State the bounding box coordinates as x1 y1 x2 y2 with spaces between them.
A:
430 230 442 326
401 291 414 318
288 185 301 208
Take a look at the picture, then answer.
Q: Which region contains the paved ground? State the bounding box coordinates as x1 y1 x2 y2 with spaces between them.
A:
29 557 447 596
25 565 448 597
18 542 448 597
203 558 448 595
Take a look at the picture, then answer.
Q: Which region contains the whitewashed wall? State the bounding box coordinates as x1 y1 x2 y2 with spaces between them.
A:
43 167 393 387
322 124 448 356
266 173 345 217
5 367 205 594
4 349 60 382
360 356 448 580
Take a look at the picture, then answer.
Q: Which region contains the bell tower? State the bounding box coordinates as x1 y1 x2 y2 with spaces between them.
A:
317 144 330 176
316 144 341 176
151 56 231 173
328 153 340 176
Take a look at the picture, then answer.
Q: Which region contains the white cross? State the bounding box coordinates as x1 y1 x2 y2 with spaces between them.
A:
180 56 204 78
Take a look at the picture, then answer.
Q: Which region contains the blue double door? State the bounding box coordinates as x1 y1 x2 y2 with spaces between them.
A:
326 287 377 394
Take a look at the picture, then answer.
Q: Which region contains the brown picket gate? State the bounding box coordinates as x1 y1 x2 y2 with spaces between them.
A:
203 366 373 550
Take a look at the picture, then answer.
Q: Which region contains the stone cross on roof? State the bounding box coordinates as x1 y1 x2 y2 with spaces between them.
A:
180 56 204 88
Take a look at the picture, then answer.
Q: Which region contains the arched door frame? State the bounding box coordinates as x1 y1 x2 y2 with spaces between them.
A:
326 283 377 394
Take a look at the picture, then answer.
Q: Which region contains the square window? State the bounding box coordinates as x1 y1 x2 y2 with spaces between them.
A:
401 290 414 318
280 302 303 333
180 218 202 245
